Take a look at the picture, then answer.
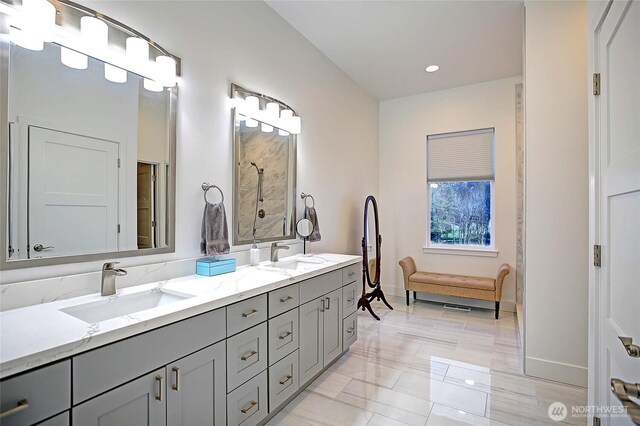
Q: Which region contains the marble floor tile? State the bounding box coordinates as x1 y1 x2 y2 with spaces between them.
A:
343 379 433 417
268 296 587 426
393 371 487 416
426 403 510 426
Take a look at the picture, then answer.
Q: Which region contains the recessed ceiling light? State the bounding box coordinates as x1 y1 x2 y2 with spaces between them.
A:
425 65 439 73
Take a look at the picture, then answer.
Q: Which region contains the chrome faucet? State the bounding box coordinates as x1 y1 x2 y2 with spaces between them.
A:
270 242 290 262
101 262 127 296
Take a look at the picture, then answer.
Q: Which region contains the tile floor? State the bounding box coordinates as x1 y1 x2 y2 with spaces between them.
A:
267 296 587 426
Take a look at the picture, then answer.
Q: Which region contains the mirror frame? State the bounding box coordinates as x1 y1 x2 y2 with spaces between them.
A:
362 195 381 287
231 83 297 246
0 13 178 270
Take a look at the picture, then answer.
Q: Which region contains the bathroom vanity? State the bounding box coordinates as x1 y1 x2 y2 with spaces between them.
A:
0 254 360 426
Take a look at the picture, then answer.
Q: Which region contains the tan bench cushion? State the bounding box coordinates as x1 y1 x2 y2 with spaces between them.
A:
410 272 495 291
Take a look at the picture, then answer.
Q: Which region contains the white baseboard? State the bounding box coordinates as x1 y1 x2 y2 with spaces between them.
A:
525 356 587 387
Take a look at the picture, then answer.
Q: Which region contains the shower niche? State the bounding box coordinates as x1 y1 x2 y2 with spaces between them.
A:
231 84 298 245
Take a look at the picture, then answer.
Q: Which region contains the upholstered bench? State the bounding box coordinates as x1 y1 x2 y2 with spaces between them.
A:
398 257 510 319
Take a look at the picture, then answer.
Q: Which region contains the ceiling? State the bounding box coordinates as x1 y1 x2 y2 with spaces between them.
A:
266 1 524 101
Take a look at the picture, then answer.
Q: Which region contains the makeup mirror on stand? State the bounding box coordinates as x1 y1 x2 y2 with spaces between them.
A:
296 218 314 254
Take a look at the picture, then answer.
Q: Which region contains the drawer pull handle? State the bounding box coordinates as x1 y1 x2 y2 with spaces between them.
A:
0 399 29 418
280 295 294 303
326 297 331 310
279 375 293 385
279 331 293 340
347 297 354 303
347 327 354 334
348 271 356 277
241 400 258 414
320 298 325 312
242 308 259 318
155 375 164 401
241 350 258 361
172 367 180 391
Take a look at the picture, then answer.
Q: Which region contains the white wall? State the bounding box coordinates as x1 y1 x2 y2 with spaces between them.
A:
524 0 588 387
379 76 521 310
0 0 379 285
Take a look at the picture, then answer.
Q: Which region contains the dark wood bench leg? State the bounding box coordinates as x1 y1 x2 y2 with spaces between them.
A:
413 291 417 300
406 290 410 306
495 301 500 319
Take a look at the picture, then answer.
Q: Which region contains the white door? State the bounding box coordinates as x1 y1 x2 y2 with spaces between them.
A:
29 126 119 258
594 1 640 425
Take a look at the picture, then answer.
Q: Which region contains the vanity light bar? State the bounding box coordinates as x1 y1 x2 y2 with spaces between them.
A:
3 0 179 91
231 97 301 135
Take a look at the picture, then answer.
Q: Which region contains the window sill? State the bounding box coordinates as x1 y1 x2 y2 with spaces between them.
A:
422 246 499 258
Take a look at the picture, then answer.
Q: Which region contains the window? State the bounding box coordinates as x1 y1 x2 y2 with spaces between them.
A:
426 128 495 251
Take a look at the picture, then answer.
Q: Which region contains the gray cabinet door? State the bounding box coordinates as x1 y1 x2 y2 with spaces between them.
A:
322 288 343 366
166 341 226 426
72 368 165 426
298 298 324 385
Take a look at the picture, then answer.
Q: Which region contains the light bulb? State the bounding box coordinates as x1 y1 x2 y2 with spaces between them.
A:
20 0 56 45
290 116 301 134
278 129 290 136
143 78 163 92
155 55 176 87
246 118 258 128
105 64 127 83
266 102 279 119
245 96 259 112
126 37 149 73
9 26 43 51
81 16 108 52
61 47 88 69
261 123 273 133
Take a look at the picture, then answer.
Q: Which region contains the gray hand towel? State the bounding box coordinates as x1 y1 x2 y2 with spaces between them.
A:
201 202 230 255
304 206 321 242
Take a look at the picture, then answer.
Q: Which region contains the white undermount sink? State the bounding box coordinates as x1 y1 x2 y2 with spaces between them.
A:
60 290 194 324
269 257 322 271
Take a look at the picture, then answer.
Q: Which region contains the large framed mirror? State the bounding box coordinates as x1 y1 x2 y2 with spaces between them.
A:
0 1 179 270
231 84 297 245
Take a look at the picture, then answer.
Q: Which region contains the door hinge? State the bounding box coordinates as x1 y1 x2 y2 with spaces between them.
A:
117 224 121 233
593 73 601 95
151 220 156 227
117 158 121 168
152 174 156 182
593 416 600 426
594 244 601 267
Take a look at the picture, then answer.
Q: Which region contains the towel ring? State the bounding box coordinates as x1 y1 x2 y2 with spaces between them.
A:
301 192 315 208
202 182 224 204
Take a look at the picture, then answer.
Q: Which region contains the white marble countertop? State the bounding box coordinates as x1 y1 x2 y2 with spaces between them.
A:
0 253 361 378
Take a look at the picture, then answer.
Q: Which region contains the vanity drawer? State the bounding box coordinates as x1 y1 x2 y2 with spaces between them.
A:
227 294 268 336
343 312 358 350
342 281 358 318
227 370 268 426
0 361 70 426
342 263 359 285
73 307 225 404
268 284 299 318
37 411 70 426
227 323 268 392
299 270 342 304
268 308 298 366
268 350 299 412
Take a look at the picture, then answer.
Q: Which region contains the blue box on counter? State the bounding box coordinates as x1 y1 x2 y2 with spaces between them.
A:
196 257 236 277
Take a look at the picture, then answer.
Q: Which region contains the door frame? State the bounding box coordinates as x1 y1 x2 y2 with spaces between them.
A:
587 0 613 416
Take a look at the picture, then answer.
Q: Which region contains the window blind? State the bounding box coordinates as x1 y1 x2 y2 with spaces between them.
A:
427 128 495 182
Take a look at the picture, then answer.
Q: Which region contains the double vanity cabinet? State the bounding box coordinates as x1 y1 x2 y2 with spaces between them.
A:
0 261 360 426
